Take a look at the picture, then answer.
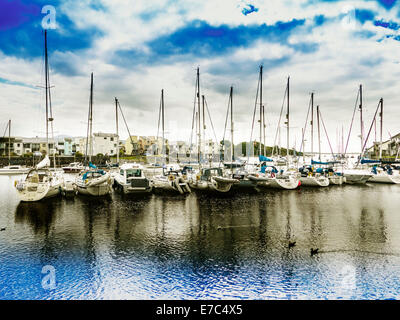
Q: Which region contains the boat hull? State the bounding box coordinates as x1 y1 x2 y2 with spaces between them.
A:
76 183 112 196
62 168 82 173
328 175 346 185
0 168 30 175
76 173 113 196
248 175 300 190
153 177 191 194
17 182 61 202
299 176 330 187
342 171 372 184
114 180 153 194
189 177 238 193
368 174 400 184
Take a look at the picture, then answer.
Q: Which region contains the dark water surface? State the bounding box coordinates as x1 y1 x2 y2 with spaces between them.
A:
1 175 400 299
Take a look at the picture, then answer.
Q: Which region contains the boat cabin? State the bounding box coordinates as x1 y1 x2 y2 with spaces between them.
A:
201 167 223 181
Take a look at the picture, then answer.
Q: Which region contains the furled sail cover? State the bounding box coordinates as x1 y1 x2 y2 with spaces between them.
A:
36 155 50 169
259 155 273 162
311 160 338 165
89 162 97 169
360 158 381 164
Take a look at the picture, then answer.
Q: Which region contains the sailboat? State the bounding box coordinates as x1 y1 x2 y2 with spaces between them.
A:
248 72 300 190
152 89 191 194
307 104 345 185
222 86 258 190
0 120 29 175
188 68 238 193
337 85 373 184
360 98 400 184
298 93 329 187
75 73 113 196
112 98 153 193
15 30 62 201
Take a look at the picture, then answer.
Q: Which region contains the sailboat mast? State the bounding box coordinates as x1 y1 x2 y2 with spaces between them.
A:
259 65 263 156
359 84 363 154
201 95 206 163
302 128 305 163
230 86 234 173
197 68 201 169
262 105 266 156
202 94 206 154
286 76 290 169
317 105 321 160
8 119 11 165
379 98 383 159
115 97 119 164
89 73 93 162
161 89 165 159
310 92 314 158
44 30 50 156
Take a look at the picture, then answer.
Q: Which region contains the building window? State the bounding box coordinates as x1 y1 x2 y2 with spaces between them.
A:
111 137 114 141
110 150 114 154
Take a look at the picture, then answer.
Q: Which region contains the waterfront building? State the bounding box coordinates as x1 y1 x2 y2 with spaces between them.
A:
92 132 119 156
366 132 400 159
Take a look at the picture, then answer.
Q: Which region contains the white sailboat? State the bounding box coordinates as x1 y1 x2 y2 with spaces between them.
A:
14 31 62 202
153 164 191 194
62 162 84 173
190 167 239 193
0 165 30 175
188 68 238 193
15 156 62 202
248 74 300 190
297 93 330 187
151 89 191 194
338 85 373 184
369 166 400 183
363 98 400 184
0 120 29 175
75 73 112 196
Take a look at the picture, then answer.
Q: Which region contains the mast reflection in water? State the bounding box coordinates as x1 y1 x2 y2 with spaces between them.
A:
1 175 400 299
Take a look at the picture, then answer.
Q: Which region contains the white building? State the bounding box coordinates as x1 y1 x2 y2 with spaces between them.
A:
92 132 118 156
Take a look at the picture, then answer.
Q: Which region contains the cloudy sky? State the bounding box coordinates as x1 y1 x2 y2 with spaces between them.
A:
0 0 399 153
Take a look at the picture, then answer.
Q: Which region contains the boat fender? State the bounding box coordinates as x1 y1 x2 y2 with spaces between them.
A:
298 180 301 187
271 172 275 178
168 174 175 181
14 180 17 187
196 174 201 181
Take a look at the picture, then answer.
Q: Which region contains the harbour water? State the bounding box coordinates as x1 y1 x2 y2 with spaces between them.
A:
1 174 400 299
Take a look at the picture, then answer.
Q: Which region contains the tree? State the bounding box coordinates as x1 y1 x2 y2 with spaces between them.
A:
75 151 83 158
